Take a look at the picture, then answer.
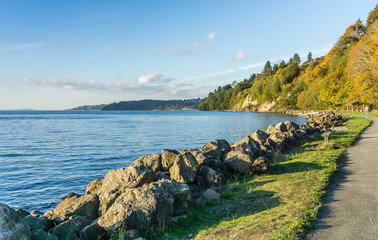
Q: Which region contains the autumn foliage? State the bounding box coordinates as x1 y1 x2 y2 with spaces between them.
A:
199 6 378 111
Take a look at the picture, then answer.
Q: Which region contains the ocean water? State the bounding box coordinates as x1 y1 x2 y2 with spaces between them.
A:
0 110 306 212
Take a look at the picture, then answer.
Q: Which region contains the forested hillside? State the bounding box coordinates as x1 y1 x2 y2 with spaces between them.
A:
199 6 378 111
102 98 203 110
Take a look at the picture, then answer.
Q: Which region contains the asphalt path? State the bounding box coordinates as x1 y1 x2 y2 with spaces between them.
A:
305 115 378 240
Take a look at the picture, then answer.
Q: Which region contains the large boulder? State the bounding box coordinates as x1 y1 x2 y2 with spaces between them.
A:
99 166 156 215
252 157 270 175
249 130 270 146
284 121 299 131
101 166 156 193
97 183 174 235
274 122 288 132
201 139 231 160
161 149 180 170
179 149 210 166
232 136 258 155
85 179 103 195
48 217 91 240
223 151 254 175
0 203 31 240
130 153 162 172
197 166 225 188
169 152 199 183
24 215 53 232
80 220 107 240
269 131 288 146
45 194 99 222
155 180 191 216
266 124 276 134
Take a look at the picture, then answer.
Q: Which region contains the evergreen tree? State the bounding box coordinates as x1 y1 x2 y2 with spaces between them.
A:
272 64 279 74
293 53 301 64
263 61 272 75
307 52 313 62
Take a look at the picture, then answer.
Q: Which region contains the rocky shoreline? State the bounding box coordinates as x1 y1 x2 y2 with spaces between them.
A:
0 113 344 240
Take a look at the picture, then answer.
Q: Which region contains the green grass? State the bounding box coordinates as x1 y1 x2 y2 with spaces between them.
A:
114 116 371 240
338 110 378 117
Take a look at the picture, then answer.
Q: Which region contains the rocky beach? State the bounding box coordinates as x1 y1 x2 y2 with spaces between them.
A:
0 112 344 240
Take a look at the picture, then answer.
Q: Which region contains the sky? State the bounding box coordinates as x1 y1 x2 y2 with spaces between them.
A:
0 0 376 110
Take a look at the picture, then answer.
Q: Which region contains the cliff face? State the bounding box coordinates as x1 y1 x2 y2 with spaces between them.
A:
234 94 275 112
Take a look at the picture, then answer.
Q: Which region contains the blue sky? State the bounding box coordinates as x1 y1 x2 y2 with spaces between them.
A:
0 0 376 110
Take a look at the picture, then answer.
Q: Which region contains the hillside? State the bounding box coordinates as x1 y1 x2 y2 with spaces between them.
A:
102 98 203 111
199 6 378 112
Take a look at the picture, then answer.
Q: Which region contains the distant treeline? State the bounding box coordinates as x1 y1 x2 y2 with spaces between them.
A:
101 98 204 111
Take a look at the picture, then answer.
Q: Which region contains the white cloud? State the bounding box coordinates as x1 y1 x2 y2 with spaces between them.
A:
234 50 247 61
158 32 215 55
138 73 172 84
207 32 216 40
0 42 44 52
138 73 161 84
22 77 98 90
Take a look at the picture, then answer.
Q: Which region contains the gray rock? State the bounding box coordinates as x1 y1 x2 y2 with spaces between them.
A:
25 215 53 231
232 136 258 154
46 194 99 222
130 153 162 172
252 157 270 175
169 152 199 183
223 151 254 175
49 217 91 240
214 139 231 154
161 149 180 171
97 183 174 235
249 130 270 146
101 166 156 193
198 166 225 188
155 179 191 216
201 139 230 160
275 122 288 132
31 229 58 240
284 121 299 131
15 208 30 218
269 131 288 146
156 171 171 181
85 179 103 195
0 203 31 240
79 220 107 240
203 189 221 201
98 190 121 216
179 149 210 166
99 166 156 214
266 124 276 134
60 192 81 200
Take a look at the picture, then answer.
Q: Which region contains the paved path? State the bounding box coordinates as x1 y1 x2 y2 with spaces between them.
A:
306 115 378 240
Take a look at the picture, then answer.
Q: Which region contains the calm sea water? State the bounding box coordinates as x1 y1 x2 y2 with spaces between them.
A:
0 110 306 212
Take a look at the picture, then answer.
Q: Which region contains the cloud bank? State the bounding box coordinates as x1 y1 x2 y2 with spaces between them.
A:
22 73 198 98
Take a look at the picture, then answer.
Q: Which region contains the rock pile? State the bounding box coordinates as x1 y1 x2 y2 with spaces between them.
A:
0 113 343 240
